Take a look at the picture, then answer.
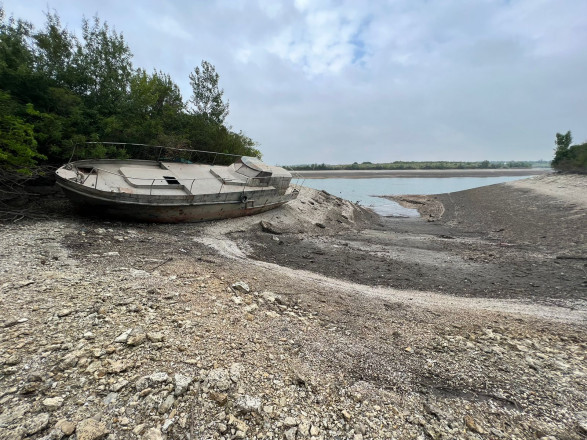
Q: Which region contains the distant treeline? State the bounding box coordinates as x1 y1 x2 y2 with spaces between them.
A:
552 131 586 173
288 160 549 171
0 7 259 173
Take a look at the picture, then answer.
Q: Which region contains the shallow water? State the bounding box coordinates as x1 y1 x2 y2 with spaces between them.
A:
300 176 527 217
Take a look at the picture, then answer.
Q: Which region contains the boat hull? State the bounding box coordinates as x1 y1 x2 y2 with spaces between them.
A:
57 176 297 223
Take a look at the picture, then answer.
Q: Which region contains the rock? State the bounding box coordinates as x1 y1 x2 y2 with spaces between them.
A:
284 427 297 440
114 329 132 343
577 411 587 434
228 415 248 434
464 415 485 434
298 420 311 436
230 363 244 382
231 281 250 294
209 391 228 406
103 392 118 405
206 368 231 391
0 403 30 427
137 372 169 391
315 222 326 229
234 395 262 414
5 355 21 365
142 428 164 440
111 379 128 392
310 425 320 436
284 417 298 427
162 419 174 432
127 329 147 346
147 332 164 342
106 359 126 374
57 309 73 318
158 395 175 414
42 397 64 410
76 418 109 440
342 410 352 421
133 424 146 435
260 220 283 235
0 427 26 440
55 419 76 436
24 412 50 435
174 373 193 396
260 291 278 303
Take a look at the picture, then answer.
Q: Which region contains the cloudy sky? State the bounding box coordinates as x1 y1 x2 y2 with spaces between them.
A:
3 0 587 165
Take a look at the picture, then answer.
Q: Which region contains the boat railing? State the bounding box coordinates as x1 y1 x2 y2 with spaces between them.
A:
68 142 246 166
71 164 278 196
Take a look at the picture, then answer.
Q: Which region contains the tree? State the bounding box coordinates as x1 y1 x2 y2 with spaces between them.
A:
71 15 133 115
552 131 572 166
188 60 229 125
0 91 46 172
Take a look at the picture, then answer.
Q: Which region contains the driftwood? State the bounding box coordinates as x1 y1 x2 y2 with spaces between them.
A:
0 167 56 222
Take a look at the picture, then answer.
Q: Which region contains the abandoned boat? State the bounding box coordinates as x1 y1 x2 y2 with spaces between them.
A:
55 143 299 222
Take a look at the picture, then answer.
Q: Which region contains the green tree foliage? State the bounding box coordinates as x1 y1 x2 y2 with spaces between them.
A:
552 131 587 173
189 60 229 125
0 6 259 173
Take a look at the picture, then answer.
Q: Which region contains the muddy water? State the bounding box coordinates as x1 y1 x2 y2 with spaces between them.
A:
301 176 527 216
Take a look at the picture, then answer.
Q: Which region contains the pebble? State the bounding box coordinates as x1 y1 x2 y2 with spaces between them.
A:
75 418 109 440
42 396 64 409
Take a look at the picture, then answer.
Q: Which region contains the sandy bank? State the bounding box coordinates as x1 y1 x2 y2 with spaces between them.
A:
295 168 550 179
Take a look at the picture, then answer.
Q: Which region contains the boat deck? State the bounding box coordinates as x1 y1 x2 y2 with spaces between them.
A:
65 160 273 196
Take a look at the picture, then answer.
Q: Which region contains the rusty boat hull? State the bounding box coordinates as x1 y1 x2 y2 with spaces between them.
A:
56 155 299 223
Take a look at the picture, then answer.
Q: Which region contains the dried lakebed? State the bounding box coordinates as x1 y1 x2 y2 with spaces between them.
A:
0 174 586 439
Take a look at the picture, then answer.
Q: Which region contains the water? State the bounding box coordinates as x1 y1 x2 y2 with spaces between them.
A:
300 176 528 217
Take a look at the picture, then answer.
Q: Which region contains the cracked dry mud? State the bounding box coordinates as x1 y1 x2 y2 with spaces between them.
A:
0 174 586 440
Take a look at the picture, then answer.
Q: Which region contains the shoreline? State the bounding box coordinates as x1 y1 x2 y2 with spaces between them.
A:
294 168 550 178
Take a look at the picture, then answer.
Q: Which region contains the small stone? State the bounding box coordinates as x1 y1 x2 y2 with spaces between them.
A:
464 415 485 434
147 332 164 342
260 220 283 234
142 427 164 440
24 412 50 435
174 373 193 396
284 427 297 440
231 282 250 294
342 410 352 421
76 418 109 440
106 360 127 374
230 363 244 382
127 330 146 346
111 379 128 392
315 222 326 229
284 417 298 427
206 368 231 391
209 392 228 406
5 355 21 366
234 395 262 414
56 419 76 436
42 396 64 410
114 329 132 343
217 423 227 433
158 395 175 414
310 425 320 436
103 392 118 405
260 291 278 303
57 309 73 317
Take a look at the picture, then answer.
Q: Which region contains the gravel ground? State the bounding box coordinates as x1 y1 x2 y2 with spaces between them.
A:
0 175 586 440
